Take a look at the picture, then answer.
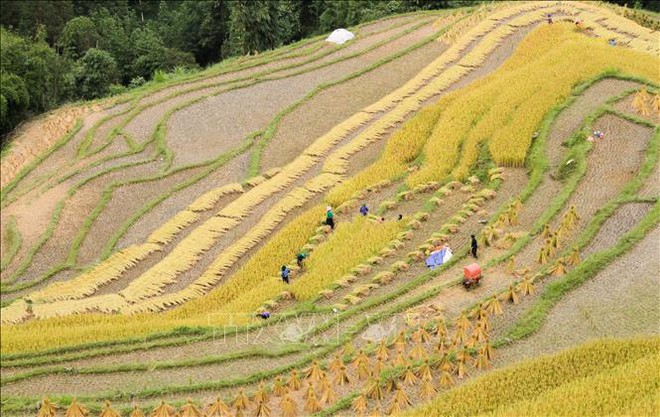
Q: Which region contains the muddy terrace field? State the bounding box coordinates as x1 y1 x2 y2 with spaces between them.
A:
1 1 658 416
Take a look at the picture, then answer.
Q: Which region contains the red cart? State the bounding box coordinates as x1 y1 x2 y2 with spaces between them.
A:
463 263 482 290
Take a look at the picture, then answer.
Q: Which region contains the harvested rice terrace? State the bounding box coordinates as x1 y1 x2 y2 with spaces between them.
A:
0 2 658 416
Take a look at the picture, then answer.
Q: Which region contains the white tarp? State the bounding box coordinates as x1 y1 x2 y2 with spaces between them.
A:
326 29 355 45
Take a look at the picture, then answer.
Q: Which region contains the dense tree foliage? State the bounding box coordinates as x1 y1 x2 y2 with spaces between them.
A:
0 0 657 142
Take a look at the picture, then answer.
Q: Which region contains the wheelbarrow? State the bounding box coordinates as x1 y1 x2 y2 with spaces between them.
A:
463 263 482 290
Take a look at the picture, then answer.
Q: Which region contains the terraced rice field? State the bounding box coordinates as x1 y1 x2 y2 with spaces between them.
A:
1 1 658 416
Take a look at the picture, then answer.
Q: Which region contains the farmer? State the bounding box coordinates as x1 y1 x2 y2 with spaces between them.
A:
471 234 479 259
326 206 335 230
256 311 271 320
281 265 291 284
359 203 369 216
547 13 553 24
397 214 403 221
296 252 307 269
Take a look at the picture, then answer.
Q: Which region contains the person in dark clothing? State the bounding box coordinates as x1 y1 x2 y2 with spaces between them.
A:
296 252 307 269
281 265 291 284
326 206 335 229
471 235 478 259
359 203 369 216
256 311 271 320
397 214 403 221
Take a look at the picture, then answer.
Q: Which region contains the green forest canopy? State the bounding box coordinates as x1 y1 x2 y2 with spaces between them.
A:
1 0 658 143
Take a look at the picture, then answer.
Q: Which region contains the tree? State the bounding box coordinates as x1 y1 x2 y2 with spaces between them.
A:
59 16 100 59
0 71 30 134
93 11 133 83
73 48 119 99
228 0 279 55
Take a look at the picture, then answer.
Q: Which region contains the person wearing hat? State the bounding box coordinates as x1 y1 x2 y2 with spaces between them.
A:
326 206 335 229
359 203 369 216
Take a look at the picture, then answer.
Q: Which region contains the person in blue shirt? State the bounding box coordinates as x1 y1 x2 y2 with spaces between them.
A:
359 203 369 216
281 265 291 284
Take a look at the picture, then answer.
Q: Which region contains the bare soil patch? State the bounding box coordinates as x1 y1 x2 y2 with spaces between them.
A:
496 227 660 366
117 153 249 250
11 163 161 284
165 19 434 169
76 165 208 266
261 27 448 171
518 79 642 229
0 183 68 280
612 92 660 125
582 202 654 257
1 346 319 398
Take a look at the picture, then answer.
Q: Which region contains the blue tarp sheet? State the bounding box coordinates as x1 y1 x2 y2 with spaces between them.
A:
425 247 452 270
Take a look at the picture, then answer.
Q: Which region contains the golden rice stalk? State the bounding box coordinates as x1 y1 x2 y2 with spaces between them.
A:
413 211 430 222
245 175 267 187
366 255 383 265
304 172 343 193
451 326 467 347
375 340 389 361
415 326 432 343
147 210 200 245
419 379 438 399
372 271 395 285
280 392 297 417
483 225 499 247
304 360 325 382
505 284 520 304
253 382 269 404
288 370 302 391
99 401 120 417
353 349 370 368
27 243 160 303
402 366 419 386
632 87 650 112
0 299 29 325
352 394 368 415
380 247 396 258
417 360 434 381
504 256 516 274
151 400 176 417
391 260 410 272
320 380 336 405
549 259 567 276
328 353 343 374
232 389 250 411
652 94 660 115
410 343 428 360
342 341 355 356
456 361 469 379
542 224 551 238
254 401 270 417
187 183 244 212
440 362 454 388
481 341 494 361
568 246 581 266
179 399 201 417
519 276 536 295
393 351 409 368
455 311 472 332
130 405 146 417
272 376 286 397
66 399 88 417
335 364 352 386
406 250 424 262
366 378 384 400
474 351 491 370
398 230 414 241
387 389 411 414
304 386 322 413
358 361 372 380
407 219 422 230
536 245 548 264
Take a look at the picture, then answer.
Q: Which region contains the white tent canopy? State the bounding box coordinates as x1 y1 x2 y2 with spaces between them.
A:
326 28 355 45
